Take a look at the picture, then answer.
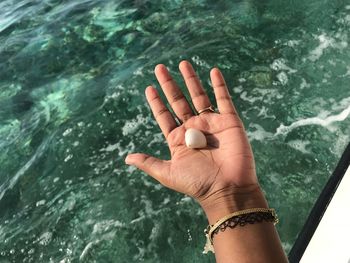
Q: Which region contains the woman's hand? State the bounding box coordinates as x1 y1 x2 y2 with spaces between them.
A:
125 61 288 263
125 61 268 223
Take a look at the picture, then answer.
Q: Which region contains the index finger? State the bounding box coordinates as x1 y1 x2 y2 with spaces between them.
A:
145 86 177 141
155 64 194 123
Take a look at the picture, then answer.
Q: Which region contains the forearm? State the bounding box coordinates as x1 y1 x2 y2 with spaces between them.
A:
201 187 289 263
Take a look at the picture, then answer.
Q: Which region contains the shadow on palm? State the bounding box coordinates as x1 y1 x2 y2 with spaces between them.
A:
165 112 256 201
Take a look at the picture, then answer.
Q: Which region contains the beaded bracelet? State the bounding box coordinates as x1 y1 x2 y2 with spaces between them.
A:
203 208 279 254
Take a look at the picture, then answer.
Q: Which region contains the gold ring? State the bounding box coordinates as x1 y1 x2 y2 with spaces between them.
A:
197 105 215 115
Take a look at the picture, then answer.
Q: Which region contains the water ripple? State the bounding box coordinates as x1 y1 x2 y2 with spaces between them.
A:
0 132 54 201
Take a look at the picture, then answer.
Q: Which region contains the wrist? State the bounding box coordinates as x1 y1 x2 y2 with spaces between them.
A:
199 184 269 224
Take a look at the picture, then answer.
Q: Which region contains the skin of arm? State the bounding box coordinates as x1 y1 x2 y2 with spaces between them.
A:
125 60 289 263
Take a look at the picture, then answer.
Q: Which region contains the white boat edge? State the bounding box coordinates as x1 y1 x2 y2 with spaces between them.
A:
300 164 350 263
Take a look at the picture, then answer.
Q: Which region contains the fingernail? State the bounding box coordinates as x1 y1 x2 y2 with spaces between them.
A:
125 155 134 165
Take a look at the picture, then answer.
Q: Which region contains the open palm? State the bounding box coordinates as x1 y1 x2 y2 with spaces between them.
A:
125 61 260 208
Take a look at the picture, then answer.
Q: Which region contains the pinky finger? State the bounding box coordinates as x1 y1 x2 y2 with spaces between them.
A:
210 68 237 115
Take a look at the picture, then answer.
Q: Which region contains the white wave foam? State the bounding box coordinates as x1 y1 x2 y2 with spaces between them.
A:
287 140 311 154
270 58 297 73
300 78 310 89
79 241 100 261
247 124 274 141
276 104 350 135
277 71 288 86
308 32 348 62
308 34 335 62
240 91 260 103
122 114 153 136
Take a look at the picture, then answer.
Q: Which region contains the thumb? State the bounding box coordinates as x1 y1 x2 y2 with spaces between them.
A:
125 153 170 185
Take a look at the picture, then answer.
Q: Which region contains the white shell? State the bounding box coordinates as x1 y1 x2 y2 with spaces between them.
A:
185 128 207 149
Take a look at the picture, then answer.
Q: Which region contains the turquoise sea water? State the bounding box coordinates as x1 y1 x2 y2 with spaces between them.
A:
0 0 349 262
